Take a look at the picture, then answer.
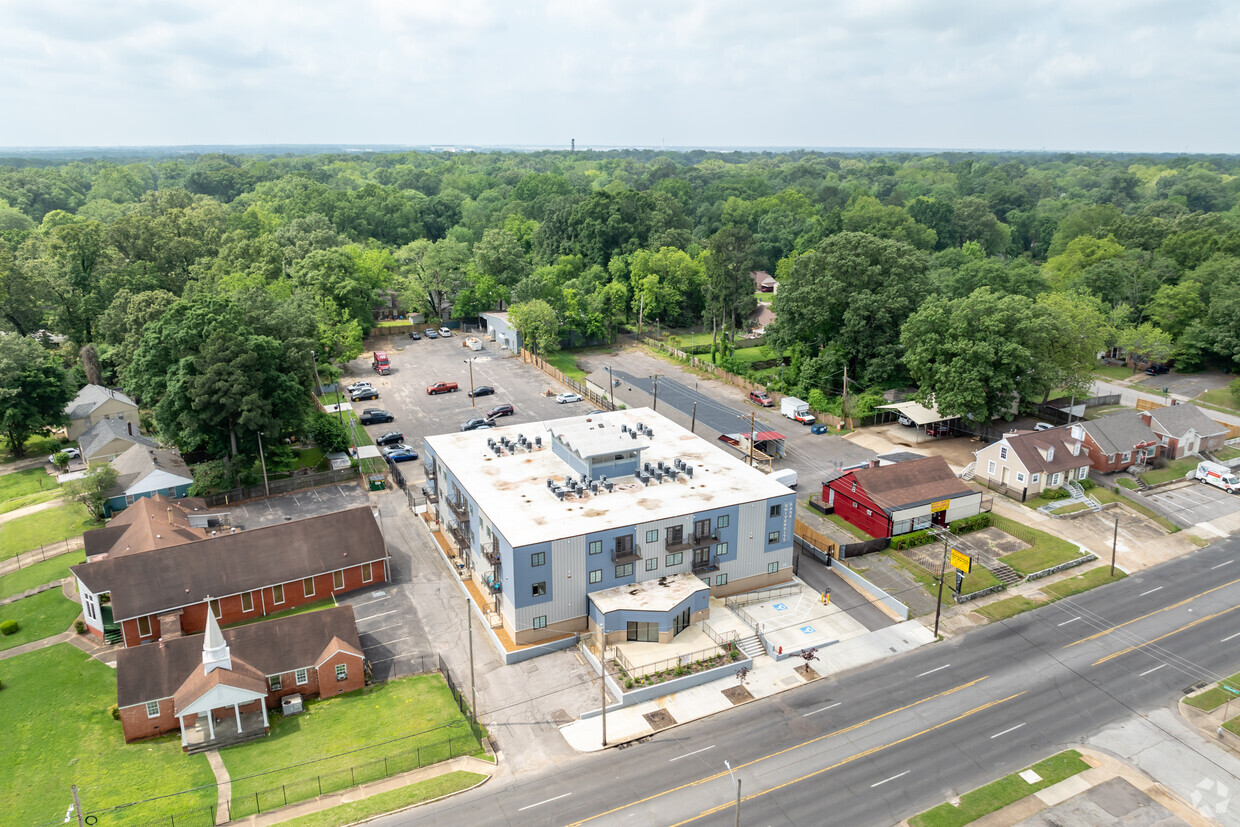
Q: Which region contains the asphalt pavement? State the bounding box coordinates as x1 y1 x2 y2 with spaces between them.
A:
378 534 1240 826
609 369 777 438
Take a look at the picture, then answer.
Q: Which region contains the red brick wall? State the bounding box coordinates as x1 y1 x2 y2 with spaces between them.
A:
121 616 160 647
317 651 365 699
265 666 321 707
120 697 179 743
826 476 891 538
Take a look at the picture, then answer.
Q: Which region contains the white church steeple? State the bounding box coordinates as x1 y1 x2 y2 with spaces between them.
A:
202 603 231 674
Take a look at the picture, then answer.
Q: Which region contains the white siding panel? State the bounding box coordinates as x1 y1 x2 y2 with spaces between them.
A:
636 515 691 582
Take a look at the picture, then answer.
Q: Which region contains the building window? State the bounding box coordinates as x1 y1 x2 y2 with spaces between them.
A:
333 570 345 590
303 577 315 598
1051 473 1061 486
770 503 782 518
716 573 728 586
532 615 547 630
335 663 348 681
1121 452 1131 463
999 446 1008 460
589 569 602 584
767 531 780 544
269 675 282 691
768 561 779 574
626 621 658 642
717 514 730 529
361 562 373 583
1016 473 1025 483
987 461 996 476
531 551 546 567
716 542 729 557
241 592 254 613
145 700 160 718
588 540 602 555
272 584 284 604
666 552 683 566
86 600 97 621
1078 467 1089 481
137 615 151 637
1031 474 1040 483
295 668 307 685
209 599 221 618
866 508 872 516
532 581 546 597
646 529 658 543
646 557 658 571
615 563 633 578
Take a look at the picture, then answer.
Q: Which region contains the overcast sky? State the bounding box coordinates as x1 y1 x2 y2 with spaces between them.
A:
2 0 1237 153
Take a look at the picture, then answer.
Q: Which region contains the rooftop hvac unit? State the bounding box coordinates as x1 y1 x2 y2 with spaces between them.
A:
590 481 599 494
621 424 628 434
684 466 694 477
666 468 678 480
554 488 565 500
603 481 614 492
656 460 665 470
535 436 542 448
546 478 555 488
646 428 654 438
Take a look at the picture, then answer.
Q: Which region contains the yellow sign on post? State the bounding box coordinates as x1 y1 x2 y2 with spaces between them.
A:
930 499 951 513
950 548 973 574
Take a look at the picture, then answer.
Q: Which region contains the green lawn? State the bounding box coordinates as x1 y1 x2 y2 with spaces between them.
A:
0 487 63 515
0 549 85 600
991 515 1083 575
0 644 216 826
1215 446 1240 462
824 513 871 540
222 673 486 818
279 770 487 827
1138 456 1200 486
1115 476 1138 489
0 588 82 651
1093 364 1134 381
293 446 326 471
319 392 348 405
959 566 1002 595
1183 672 1240 711
0 467 60 501
1040 566 1127 599
543 351 587 380
1198 387 1240 414
223 597 336 629
880 551 958 608
0 434 65 463
0 502 99 561
910 750 1090 827
973 595 1045 621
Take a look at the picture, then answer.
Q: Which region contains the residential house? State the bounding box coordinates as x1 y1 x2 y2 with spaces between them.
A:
117 605 364 748
65 384 140 441
72 505 387 647
823 455 981 538
482 311 522 355
1071 414 1160 474
748 304 776 335
1140 403 1228 459
750 270 778 292
973 428 1092 501
82 494 226 563
78 418 157 465
104 444 194 516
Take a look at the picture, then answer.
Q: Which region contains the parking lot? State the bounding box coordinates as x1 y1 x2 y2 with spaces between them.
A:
1142 479 1240 526
224 483 369 529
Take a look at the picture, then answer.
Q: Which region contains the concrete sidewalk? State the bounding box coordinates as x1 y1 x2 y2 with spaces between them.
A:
560 620 934 753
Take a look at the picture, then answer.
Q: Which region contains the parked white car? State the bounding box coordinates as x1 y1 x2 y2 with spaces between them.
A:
48 447 81 463
1033 422 1054 431
556 392 583 404
345 381 374 395
439 327 453 337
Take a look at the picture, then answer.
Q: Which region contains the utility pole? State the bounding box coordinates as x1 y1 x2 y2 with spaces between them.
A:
933 530 950 639
651 374 662 411
257 432 270 497
842 365 848 429
607 366 616 410
71 785 84 827
464 358 476 408
1110 512 1120 577
599 624 607 747
691 402 697 433
737 413 756 466
467 598 476 726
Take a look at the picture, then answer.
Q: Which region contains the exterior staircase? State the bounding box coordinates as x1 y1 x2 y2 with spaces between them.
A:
1036 480 1101 516
988 561 1024 587
735 634 765 659
958 461 976 481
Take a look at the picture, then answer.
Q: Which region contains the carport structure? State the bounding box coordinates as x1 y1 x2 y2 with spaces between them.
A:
877 400 960 441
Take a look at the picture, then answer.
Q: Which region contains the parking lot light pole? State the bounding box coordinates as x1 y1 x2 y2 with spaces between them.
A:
257 431 270 497
464 358 476 408
725 760 741 827
1110 513 1119 577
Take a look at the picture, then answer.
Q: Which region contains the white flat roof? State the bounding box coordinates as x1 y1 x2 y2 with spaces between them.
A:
425 407 792 548
589 572 709 614
877 400 959 425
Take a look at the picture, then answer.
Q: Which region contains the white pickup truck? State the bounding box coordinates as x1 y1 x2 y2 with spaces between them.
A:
780 396 815 424
1197 461 1240 493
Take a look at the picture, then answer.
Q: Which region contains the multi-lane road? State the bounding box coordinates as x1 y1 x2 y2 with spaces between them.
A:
385 536 1240 826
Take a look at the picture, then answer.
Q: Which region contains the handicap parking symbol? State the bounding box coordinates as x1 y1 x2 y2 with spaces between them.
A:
800 626 816 634
773 602 788 611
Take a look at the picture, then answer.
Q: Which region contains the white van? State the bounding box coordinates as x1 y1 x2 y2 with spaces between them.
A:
1196 461 1240 494
769 468 798 489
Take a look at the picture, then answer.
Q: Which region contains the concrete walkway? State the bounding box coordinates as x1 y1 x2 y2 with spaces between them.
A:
0 496 63 526
0 629 73 661
205 751 232 826
560 620 934 752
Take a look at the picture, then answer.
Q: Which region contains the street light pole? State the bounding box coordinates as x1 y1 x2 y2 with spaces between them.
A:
932 530 950 639
725 761 741 827
607 367 615 410
464 358 476 408
257 431 270 497
1110 512 1120 577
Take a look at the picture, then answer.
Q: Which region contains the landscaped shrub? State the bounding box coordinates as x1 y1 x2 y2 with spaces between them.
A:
1042 487 1072 500
0 619 20 635
110 704 120 720
1080 478 1097 490
891 530 935 550
950 514 993 534
74 620 87 634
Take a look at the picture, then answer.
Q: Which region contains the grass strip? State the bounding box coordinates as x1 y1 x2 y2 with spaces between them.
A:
0 502 99 561
0 549 85 600
1039 566 1127 599
973 596 1044 621
0 468 60 500
909 750 1089 827
0 488 63 515
1183 672 1240 711
823 512 871 540
0 589 82 651
1137 456 1200 486
278 771 487 827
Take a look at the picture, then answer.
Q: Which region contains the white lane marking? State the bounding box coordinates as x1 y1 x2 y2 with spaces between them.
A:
1139 587 1163 597
1211 560 1234 570
916 664 950 678
1058 617 1081 626
1140 664 1168 677
356 609 399 622
803 702 842 717
1222 632 1240 643
668 745 716 762
989 723 1026 739
870 771 909 788
518 793 571 811
359 622 402 635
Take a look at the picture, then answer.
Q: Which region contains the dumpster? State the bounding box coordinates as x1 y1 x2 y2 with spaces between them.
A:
367 474 386 491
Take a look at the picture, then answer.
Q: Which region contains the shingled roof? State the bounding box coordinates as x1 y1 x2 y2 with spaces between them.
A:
66 384 137 421
1079 413 1158 456
847 455 973 514
117 606 363 708
72 505 384 621
1144 403 1226 439
78 418 157 460
108 444 192 496
82 494 213 560
1000 428 1092 474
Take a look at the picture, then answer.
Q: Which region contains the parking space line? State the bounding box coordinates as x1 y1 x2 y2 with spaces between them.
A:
355 608 400 621
359 622 402 635
364 636 412 648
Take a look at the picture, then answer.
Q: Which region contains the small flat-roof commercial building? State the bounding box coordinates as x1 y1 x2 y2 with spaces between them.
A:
824 456 981 538
423 408 795 648
482 311 522 354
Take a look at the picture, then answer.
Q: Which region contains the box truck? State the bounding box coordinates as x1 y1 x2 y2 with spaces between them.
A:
769 468 798 489
780 396 815 424
1196 461 1240 494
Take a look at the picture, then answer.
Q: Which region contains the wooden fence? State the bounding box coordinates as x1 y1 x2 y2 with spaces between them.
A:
793 519 839 559
201 467 360 507
519 350 616 411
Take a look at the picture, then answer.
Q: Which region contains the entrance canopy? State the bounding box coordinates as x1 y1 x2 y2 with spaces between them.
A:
877 401 960 426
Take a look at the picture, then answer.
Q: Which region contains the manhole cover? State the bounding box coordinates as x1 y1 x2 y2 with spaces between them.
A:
643 709 676 731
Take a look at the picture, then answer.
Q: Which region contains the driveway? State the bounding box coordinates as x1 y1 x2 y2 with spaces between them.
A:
225 484 370 529
1134 369 1232 398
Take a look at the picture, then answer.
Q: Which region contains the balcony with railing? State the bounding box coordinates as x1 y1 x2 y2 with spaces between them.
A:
691 557 720 574
612 541 641 564
447 492 469 524
666 531 722 552
483 538 501 566
447 520 473 554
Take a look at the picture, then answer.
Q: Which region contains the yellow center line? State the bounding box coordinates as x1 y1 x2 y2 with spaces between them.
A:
669 691 1029 827
1063 576 1240 649
563 676 989 827
1092 602 1240 666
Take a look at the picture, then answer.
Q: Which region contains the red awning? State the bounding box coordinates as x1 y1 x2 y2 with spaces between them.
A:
753 431 784 441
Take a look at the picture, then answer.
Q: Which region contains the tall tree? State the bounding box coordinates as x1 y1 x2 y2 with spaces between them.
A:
0 334 72 456
507 299 560 356
702 225 757 353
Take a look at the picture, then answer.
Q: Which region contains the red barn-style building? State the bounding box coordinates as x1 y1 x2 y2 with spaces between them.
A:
72 505 387 647
824 456 982 539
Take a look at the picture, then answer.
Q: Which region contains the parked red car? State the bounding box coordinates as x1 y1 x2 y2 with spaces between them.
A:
427 381 459 395
748 390 774 407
